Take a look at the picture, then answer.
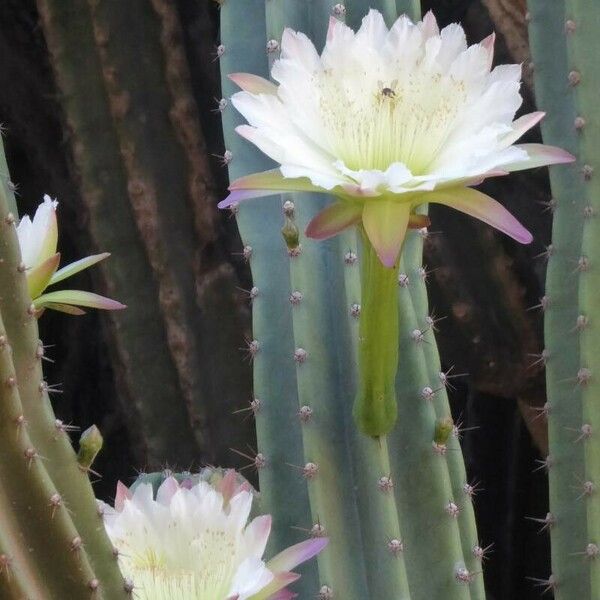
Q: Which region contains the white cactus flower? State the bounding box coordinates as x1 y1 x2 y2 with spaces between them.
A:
16 194 58 269
220 10 573 267
14 195 124 314
100 474 326 600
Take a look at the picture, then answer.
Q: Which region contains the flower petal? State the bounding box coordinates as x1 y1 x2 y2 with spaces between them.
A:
50 253 110 286
427 187 532 244
244 515 272 559
27 252 60 299
502 143 576 172
229 73 278 95
115 481 132 512
501 112 545 147
362 200 411 267
33 290 127 311
219 170 321 208
267 537 329 573
305 202 363 240
38 302 86 316
247 572 300 600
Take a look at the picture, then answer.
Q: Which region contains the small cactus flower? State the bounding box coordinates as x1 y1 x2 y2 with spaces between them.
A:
99 472 327 600
16 196 125 315
219 10 573 267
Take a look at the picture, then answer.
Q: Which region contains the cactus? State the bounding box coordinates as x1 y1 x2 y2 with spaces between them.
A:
0 135 127 597
36 0 253 469
527 1 592 597
219 1 483 598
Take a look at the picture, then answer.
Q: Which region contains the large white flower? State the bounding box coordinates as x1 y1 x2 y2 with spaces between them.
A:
100 473 326 600
15 196 125 314
219 10 573 266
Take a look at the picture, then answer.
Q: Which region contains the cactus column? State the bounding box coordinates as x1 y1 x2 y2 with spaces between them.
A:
528 0 593 597
220 1 483 599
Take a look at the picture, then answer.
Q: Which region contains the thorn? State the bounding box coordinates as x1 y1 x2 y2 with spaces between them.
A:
289 291 303 305
302 462 319 480
439 366 468 391
453 417 480 441
463 480 484 500
124 579 135 596
49 493 62 519
526 574 557 595
294 348 308 363
266 39 279 53
537 197 557 214
420 386 441 401
527 349 549 369
573 314 589 332
569 423 593 443
411 329 425 344
583 205 596 219
230 446 266 472
282 200 295 217
240 339 260 362
582 164 594 180
237 286 259 303
565 19 577 33
350 303 361 318
527 296 549 312
24 447 38 468
212 44 225 61
576 367 592 387
211 97 228 113
332 3 346 17
568 70 581 87
573 543 600 559
212 149 233 166
425 311 446 332
574 479 594 500
398 272 409 287
529 402 551 422
0 554 12 576
88 578 100 592
54 419 80 434
377 475 393 493
344 251 358 265
455 566 479 584
39 381 63 395
525 512 556 533
418 264 436 282
534 244 554 261
575 116 586 130
298 405 313 423
318 585 333 600
574 255 590 273
232 398 261 421
472 543 494 562
533 455 554 473
445 501 460 518
432 441 447 456
70 536 83 553
387 538 404 556
287 244 302 258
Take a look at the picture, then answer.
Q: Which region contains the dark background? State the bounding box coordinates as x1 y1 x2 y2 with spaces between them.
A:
0 1 551 597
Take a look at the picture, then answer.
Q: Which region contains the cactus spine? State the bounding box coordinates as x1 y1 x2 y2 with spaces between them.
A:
0 137 127 598
220 1 483 598
527 0 592 596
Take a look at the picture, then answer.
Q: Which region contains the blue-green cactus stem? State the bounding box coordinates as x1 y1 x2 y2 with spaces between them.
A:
390 251 471 600
565 0 600 595
528 0 591 597
354 229 399 436
219 1 317 586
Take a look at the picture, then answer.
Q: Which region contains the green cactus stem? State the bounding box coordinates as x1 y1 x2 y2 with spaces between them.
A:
0 137 127 597
354 228 399 436
528 0 591 597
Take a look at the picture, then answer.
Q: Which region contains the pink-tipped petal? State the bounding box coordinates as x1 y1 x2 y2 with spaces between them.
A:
34 290 127 311
480 32 495 67
501 112 545 147
305 202 362 240
248 572 300 600
268 538 329 573
219 170 321 208
39 302 86 316
428 187 533 244
244 515 272 558
268 589 298 600
362 200 411 267
115 481 132 512
27 252 60 299
229 73 278 95
156 477 180 505
504 143 576 172
327 16 339 41
420 11 440 39
218 469 238 503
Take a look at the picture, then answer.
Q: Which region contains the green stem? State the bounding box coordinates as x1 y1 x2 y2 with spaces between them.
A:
355 229 399 436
